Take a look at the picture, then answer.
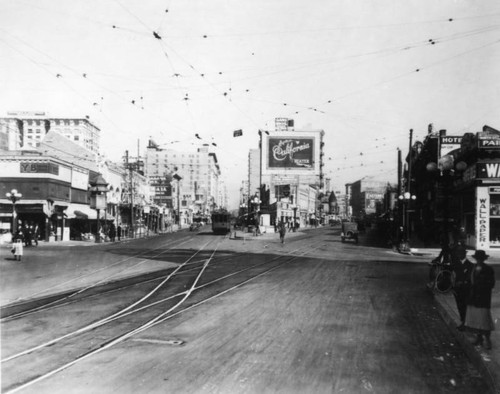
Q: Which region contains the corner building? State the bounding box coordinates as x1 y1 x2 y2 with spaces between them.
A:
255 128 325 229
410 125 500 251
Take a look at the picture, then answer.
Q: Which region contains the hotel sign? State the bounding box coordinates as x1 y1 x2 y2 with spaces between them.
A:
268 137 314 169
440 136 462 156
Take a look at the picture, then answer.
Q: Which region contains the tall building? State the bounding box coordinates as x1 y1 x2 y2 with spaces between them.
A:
248 125 325 228
0 112 100 154
248 149 260 199
144 142 222 220
348 176 388 219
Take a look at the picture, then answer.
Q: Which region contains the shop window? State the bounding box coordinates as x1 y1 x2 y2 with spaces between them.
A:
490 194 500 247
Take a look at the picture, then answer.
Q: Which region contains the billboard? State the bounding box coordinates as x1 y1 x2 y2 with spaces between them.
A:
267 137 314 169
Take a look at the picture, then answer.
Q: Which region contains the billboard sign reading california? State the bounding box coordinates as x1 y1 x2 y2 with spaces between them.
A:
268 137 314 169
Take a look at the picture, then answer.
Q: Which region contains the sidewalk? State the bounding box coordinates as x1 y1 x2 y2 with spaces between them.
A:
396 243 500 394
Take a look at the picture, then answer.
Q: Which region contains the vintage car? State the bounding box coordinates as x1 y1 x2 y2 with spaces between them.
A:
341 221 359 244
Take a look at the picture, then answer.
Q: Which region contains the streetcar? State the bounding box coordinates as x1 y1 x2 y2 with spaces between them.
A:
211 211 231 234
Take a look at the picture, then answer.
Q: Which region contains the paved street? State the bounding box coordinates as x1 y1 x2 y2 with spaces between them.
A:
0 226 497 393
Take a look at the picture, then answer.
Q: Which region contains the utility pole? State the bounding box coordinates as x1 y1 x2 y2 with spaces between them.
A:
397 148 402 246
406 129 413 244
125 150 135 238
173 173 182 230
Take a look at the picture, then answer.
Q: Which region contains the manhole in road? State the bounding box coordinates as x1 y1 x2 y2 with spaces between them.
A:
132 338 185 346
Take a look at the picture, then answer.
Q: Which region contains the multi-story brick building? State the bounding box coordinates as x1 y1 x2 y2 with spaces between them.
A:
0 112 100 154
144 141 222 224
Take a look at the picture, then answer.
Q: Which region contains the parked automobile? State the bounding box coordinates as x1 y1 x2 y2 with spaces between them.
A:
341 222 359 244
189 222 202 231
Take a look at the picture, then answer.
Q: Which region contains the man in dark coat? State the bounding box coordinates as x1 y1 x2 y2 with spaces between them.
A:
451 246 473 331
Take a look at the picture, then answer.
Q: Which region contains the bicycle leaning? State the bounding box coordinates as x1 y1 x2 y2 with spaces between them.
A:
427 258 454 293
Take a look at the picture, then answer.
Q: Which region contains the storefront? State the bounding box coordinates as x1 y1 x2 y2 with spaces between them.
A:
476 185 500 249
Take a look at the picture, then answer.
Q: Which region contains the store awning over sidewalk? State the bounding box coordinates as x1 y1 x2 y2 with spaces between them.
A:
66 204 114 221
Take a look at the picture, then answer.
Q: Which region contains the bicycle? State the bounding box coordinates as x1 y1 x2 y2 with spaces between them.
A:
427 259 454 293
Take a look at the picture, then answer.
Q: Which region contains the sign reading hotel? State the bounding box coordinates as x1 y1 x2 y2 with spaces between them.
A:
268 137 314 169
440 136 462 156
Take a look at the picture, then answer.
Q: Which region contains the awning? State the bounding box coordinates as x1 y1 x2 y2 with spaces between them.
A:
66 204 114 221
0 201 45 215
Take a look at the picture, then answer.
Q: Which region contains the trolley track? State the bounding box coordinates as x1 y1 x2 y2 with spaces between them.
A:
2 238 324 393
0 234 204 320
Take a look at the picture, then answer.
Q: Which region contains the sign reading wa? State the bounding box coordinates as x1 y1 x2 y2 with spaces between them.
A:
268 137 314 169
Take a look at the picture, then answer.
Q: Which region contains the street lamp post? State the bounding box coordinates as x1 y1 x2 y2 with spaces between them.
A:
251 195 261 233
173 173 182 230
291 204 298 232
426 156 467 245
398 192 416 252
89 174 109 243
6 189 22 235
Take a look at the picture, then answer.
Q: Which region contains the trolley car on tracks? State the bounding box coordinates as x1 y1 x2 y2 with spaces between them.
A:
211 210 231 234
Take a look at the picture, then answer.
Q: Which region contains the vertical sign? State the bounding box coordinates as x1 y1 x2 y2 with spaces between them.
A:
476 187 489 249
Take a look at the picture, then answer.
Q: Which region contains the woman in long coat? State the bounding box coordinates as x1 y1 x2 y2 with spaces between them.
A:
465 250 496 349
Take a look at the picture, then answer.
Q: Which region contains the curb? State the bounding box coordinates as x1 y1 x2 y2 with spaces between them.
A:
432 292 500 394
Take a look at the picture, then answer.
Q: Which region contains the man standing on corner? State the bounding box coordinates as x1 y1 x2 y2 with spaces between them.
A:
451 246 473 331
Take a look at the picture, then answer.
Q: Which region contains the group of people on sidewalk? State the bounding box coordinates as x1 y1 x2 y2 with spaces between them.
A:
433 244 496 349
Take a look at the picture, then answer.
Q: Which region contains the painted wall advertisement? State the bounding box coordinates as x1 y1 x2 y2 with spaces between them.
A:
267 137 314 169
476 187 489 249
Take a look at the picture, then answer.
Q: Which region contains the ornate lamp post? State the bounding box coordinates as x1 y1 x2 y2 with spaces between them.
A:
426 156 467 245
290 204 298 231
398 192 416 251
89 174 108 243
173 173 182 230
6 189 22 234
251 195 261 231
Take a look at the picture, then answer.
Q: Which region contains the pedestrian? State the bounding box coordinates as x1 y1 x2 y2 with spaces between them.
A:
24 225 32 247
433 236 452 265
117 225 122 241
14 229 24 244
278 221 286 244
465 250 496 349
33 224 39 246
451 246 473 331
109 223 116 242
12 239 23 261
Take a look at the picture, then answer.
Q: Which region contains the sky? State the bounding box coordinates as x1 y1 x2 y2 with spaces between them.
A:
1 0 499 209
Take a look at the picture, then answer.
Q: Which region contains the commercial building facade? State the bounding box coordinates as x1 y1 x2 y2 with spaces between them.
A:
0 112 100 153
409 125 500 250
248 124 325 229
144 142 223 224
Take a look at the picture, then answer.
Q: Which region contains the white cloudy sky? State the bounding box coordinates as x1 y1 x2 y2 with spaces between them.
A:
1 0 499 208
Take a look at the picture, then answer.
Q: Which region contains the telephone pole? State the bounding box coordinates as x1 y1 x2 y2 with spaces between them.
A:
125 150 135 238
